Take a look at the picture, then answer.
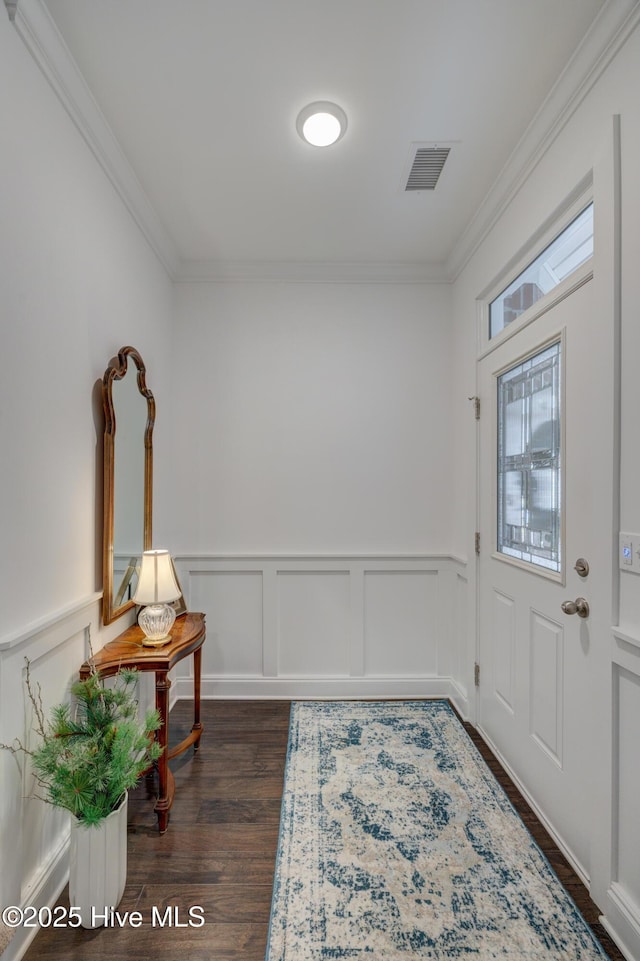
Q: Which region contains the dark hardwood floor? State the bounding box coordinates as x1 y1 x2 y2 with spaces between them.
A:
23 699 624 961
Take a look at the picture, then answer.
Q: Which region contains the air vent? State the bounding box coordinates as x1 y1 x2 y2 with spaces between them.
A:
405 146 450 191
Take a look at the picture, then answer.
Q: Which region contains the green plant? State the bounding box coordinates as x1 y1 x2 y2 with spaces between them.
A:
2 662 162 827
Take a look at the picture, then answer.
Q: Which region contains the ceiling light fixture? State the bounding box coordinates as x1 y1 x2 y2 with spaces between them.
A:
296 101 347 147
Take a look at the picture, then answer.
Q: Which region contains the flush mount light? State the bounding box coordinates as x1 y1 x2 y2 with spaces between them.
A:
296 101 347 147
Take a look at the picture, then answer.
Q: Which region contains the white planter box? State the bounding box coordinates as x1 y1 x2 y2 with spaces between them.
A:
68 793 128 928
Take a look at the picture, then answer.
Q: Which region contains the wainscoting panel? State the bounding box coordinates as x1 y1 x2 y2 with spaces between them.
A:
450 572 467 685
173 555 468 708
277 571 351 676
529 610 564 768
0 595 127 961
602 634 640 960
611 662 640 929
189 570 264 676
363 570 438 676
17 634 85 905
492 590 515 712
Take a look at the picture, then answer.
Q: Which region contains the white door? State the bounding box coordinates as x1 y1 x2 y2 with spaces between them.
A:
477 268 613 882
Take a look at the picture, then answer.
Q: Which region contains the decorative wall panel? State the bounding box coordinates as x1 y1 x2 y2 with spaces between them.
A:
18 634 84 902
612 664 640 919
454 573 469 687
189 571 263 676
277 571 351 676
174 555 468 706
363 570 438 675
0 597 114 960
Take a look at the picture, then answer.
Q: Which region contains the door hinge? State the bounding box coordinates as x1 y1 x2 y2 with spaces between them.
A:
474 662 480 687
475 531 480 555
468 395 480 420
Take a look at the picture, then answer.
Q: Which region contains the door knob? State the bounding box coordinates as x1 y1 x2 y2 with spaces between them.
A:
561 597 589 618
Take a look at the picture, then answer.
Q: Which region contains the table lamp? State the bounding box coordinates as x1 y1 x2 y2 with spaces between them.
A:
133 549 181 646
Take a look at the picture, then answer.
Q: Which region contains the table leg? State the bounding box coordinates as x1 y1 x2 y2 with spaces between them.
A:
192 645 203 753
154 670 171 833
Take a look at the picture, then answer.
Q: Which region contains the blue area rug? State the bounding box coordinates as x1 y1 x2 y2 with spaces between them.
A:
266 700 607 960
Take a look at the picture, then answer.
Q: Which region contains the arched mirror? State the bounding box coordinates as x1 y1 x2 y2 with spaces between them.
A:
102 346 155 625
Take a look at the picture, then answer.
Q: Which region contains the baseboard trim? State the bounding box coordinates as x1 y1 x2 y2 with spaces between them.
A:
447 678 471 721
602 883 640 961
600 913 638 961
173 674 468 708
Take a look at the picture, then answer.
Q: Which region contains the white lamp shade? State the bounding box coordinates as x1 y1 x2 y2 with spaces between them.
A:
133 550 181 605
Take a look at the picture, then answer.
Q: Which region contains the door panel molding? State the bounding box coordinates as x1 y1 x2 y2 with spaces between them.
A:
529 609 564 769
492 589 516 713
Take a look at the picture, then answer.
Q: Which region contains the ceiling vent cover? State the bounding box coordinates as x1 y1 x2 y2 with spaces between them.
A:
405 145 450 191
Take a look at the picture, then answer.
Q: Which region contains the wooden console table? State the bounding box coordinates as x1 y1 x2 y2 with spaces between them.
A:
79 611 206 833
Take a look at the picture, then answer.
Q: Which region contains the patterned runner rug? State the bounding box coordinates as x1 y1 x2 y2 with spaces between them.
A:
266 700 607 960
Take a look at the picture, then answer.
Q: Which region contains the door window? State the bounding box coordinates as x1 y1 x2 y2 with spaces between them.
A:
497 341 561 573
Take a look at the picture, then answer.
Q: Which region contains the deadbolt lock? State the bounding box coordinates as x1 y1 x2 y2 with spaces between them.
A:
574 558 589 578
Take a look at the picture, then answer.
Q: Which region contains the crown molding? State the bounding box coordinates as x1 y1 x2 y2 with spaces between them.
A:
9 0 445 288
11 0 180 278
445 0 640 282
11 0 638 288
175 259 449 285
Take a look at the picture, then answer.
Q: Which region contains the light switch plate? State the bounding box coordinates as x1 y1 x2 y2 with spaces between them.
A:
619 533 640 573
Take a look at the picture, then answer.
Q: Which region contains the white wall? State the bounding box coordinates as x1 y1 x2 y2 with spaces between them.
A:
0 13 463 946
165 281 467 707
169 281 453 554
450 15 640 959
6 2 640 958
0 13 173 958
0 19 173 640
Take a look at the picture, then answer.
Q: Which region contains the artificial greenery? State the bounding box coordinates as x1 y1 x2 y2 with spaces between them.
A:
2 662 162 827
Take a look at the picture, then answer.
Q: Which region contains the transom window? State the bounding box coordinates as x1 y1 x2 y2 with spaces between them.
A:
497 341 561 573
490 204 593 340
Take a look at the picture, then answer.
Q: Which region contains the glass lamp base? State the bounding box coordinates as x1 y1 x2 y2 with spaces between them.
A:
138 603 176 647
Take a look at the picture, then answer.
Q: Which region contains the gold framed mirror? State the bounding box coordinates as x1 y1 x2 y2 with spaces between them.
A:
102 346 155 625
